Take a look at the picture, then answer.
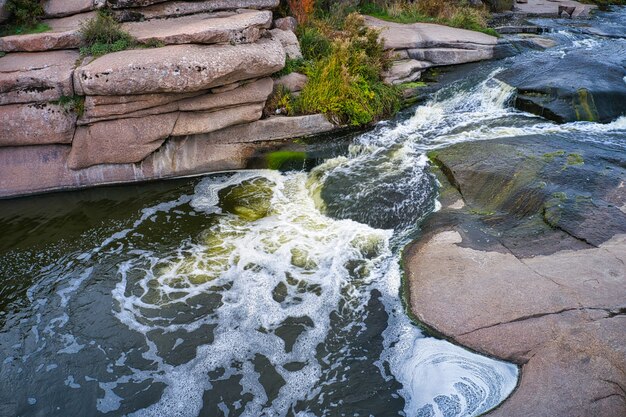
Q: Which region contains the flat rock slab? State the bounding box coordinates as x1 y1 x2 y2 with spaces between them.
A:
79 77 273 124
364 15 497 51
0 50 78 105
123 10 272 46
513 0 596 17
115 0 279 21
497 48 626 123
43 0 97 18
404 136 626 416
74 38 285 95
0 12 95 52
0 102 76 146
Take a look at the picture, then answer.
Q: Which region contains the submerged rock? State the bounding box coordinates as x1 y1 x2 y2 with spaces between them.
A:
405 136 626 417
497 49 626 123
218 177 274 221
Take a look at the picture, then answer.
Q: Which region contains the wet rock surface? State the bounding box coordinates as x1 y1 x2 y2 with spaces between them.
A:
405 136 626 417
497 49 626 123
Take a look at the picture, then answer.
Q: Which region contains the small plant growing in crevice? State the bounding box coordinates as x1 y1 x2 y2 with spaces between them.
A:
53 95 85 117
264 85 297 117
79 10 135 57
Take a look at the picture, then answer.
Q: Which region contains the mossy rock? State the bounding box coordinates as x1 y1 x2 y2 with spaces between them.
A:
218 177 274 221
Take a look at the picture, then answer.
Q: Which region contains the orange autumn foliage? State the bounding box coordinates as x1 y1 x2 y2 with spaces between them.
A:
288 0 315 24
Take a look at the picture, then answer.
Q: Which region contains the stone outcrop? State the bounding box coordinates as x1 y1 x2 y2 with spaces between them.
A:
113 0 279 21
0 102 77 146
0 50 78 105
404 136 626 417
365 16 498 84
269 28 303 59
497 49 626 123
73 38 285 95
123 10 272 46
512 0 596 18
43 0 100 18
0 115 336 198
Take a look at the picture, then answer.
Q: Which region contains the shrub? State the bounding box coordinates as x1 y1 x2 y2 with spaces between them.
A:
54 95 85 116
79 10 135 57
296 14 400 126
297 26 332 61
5 0 44 28
274 58 306 77
288 0 315 24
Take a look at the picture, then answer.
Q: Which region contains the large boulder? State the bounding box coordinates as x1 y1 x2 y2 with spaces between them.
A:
269 28 302 60
497 49 626 123
74 38 285 95
70 78 274 168
123 10 273 46
404 135 626 417
0 102 76 146
0 50 78 105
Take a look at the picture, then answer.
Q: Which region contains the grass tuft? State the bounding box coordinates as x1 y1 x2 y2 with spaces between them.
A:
79 11 135 57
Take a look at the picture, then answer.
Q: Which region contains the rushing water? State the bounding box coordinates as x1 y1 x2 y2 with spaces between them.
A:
1 8 625 417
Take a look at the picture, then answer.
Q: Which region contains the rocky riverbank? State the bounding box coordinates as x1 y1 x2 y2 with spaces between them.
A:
404 135 626 416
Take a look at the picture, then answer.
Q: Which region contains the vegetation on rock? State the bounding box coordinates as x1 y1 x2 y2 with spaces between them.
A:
1 0 47 35
358 0 497 36
269 11 400 126
79 11 135 57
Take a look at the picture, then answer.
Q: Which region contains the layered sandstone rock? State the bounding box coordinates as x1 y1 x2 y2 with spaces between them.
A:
43 0 100 18
0 50 78 105
113 0 279 21
0 115 336 198
0 102 76 146
74 38 285 95
123 10 273 46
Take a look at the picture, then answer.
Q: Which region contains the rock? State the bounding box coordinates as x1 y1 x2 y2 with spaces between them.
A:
512 0 596 18
365 16 497 52
273 16 297 32
0 12 94 52
172 103 263 136
177 114 336 145
0 114 335 198
269 28 302 60
114 0 280 21
0 102 76 146
484 0 514 11
0 50 78 105
43 0 96 18
68 113 179 169
383 59 428 85
80 77 273 124
404 135 626 417
74 38 285 95
273 72 307 93
497 49 626 123
123 10 273 46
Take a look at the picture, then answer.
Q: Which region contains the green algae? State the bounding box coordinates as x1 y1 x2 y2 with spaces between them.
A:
266 151 307 171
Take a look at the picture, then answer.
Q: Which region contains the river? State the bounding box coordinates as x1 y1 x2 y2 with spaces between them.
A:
1 7 624 417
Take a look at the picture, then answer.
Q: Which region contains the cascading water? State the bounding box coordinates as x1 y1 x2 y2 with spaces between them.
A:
2 8 626 417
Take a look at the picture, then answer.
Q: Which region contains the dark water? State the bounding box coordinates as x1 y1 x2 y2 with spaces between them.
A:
1 8 625 417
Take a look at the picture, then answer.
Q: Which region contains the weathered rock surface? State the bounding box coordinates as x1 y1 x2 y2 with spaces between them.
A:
0 12 95 52
123 10 272 46
43 0 97 18
0 102 76 146
274 72 307 93
497 49 626 123
0 50 78 105
405 136 626 417
273 16 297 32
383 59 428 84
80 77 273 124
74 38 285 95
269 28 303 59
513 0 596 18
114 0 279 21
0 114 335 198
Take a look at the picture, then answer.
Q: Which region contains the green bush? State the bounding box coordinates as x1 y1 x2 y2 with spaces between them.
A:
5 0 44 28
296 14 400 126
79 11 135 57
297 26 332 61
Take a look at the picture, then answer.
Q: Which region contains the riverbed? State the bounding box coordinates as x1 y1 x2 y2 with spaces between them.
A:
1 7 625 417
